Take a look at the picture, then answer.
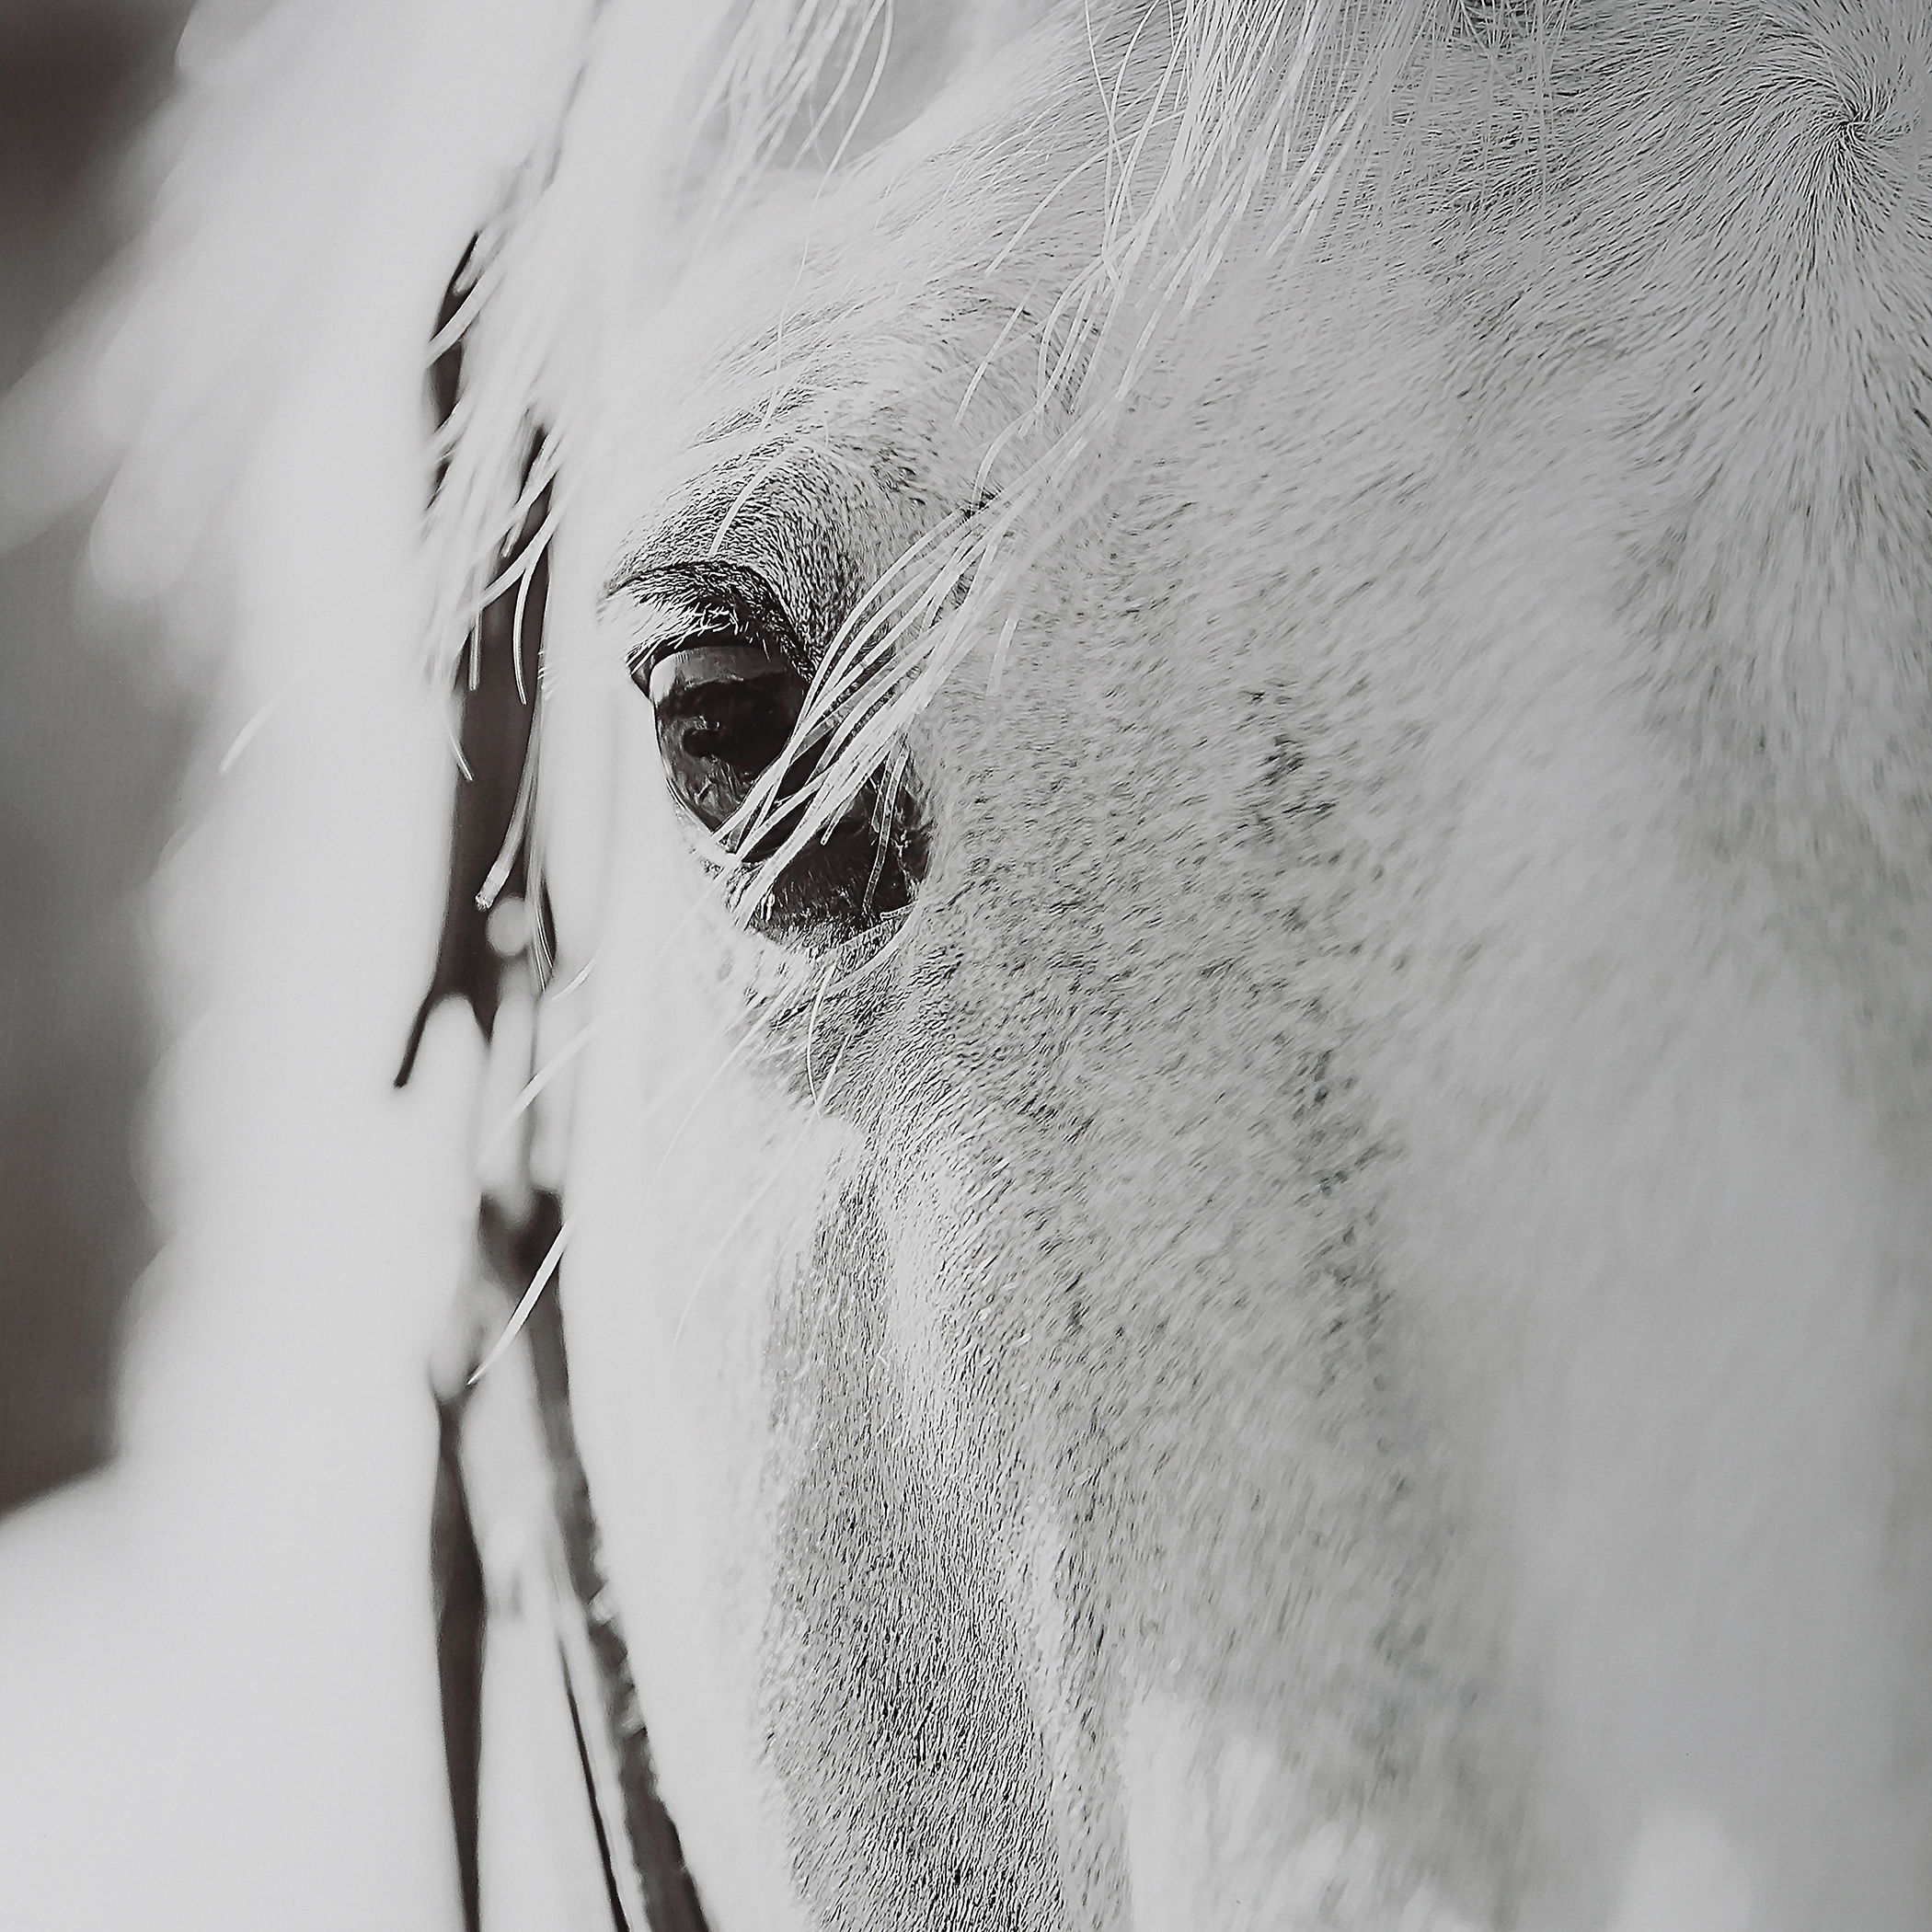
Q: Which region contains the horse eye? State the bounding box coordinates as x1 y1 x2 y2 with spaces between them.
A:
644 641 809 834
626 560 928 935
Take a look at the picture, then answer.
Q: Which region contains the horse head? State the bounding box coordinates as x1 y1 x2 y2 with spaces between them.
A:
52 1 1932 1926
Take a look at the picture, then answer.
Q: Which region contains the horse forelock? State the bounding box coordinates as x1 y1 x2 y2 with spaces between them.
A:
427 1 1516 865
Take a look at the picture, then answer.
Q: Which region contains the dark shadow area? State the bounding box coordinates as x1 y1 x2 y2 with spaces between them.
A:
0 0 196 1514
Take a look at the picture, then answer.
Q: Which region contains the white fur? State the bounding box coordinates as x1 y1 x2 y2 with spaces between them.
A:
5 2 1931 1927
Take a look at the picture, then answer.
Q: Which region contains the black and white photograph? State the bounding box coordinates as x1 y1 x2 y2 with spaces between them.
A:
1 3 1928 1927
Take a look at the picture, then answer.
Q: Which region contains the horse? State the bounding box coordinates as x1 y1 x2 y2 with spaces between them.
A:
0 0 1928 1926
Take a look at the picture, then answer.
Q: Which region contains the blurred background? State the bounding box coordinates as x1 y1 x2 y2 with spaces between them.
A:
0 0 196 1515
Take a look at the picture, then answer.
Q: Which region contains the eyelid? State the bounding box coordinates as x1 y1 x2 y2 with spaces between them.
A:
616 558 811 685
644 641 801 707
627 600 741 690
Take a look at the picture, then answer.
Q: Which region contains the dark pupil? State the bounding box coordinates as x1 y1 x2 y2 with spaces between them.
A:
629 559 927 936
654 666 808 832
